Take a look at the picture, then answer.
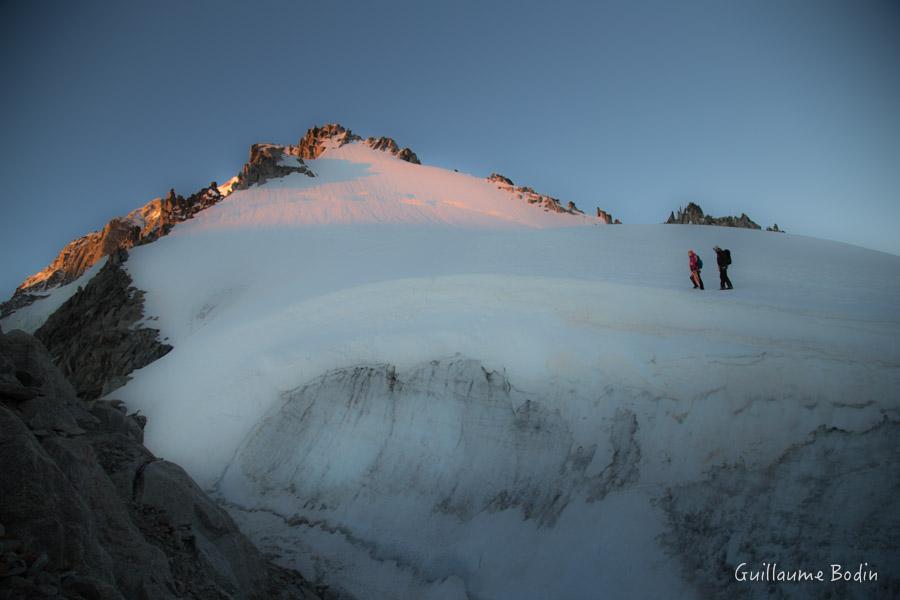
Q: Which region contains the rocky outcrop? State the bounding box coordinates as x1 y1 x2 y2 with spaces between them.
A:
296 123 421 165
766 223 785 233
363 136 420 165
15 221 133 294
665 202 761 229
34 250 171 401
596 208 621 224
233 143 315 191
297 124 361 159
487 173 584 216
487 173 514 186
2 182 226 316
0 329 325 600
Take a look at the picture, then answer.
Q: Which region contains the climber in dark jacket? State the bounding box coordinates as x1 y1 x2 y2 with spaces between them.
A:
714 246 734 290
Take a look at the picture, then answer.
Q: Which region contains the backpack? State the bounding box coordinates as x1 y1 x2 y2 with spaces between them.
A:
724 249 732 266
696 257 703 270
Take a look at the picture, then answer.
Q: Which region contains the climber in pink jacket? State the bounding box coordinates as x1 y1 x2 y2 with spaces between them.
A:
688 250 704 290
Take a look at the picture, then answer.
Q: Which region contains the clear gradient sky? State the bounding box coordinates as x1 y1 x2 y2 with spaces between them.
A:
1 0 898 297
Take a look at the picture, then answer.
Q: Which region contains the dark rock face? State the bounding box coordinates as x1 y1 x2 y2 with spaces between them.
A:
135 461 279 596
487 173 584 215
766 223 785 232
233 143 315 191
665 202 761 229
34 251 172 401
0 404 129 599
0 330 325 600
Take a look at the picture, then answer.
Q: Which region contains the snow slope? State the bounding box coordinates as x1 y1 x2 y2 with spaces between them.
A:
104 140 899 599
187 139 592 230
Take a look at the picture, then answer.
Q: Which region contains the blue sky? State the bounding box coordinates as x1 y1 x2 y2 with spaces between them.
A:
1 0 898 297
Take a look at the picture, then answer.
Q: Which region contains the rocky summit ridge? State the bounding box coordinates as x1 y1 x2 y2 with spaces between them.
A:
1 123 425 316
9 184 224 300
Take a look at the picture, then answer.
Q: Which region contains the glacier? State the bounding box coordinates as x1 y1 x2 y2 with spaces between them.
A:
47 138 900 599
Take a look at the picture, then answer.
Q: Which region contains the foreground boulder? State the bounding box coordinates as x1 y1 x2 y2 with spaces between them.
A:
0 328 325 600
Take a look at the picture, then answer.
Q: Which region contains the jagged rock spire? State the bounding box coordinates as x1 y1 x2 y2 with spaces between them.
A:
297 124 361 159
233 144 314 191
596 208 621 224
666 202 761 229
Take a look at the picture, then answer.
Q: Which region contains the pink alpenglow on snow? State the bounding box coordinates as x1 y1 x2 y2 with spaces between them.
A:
189 138 597 232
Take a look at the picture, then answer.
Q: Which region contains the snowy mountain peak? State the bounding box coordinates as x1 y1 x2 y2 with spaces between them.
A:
296 123 421 164
3 123 600 317
3 121 899 600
